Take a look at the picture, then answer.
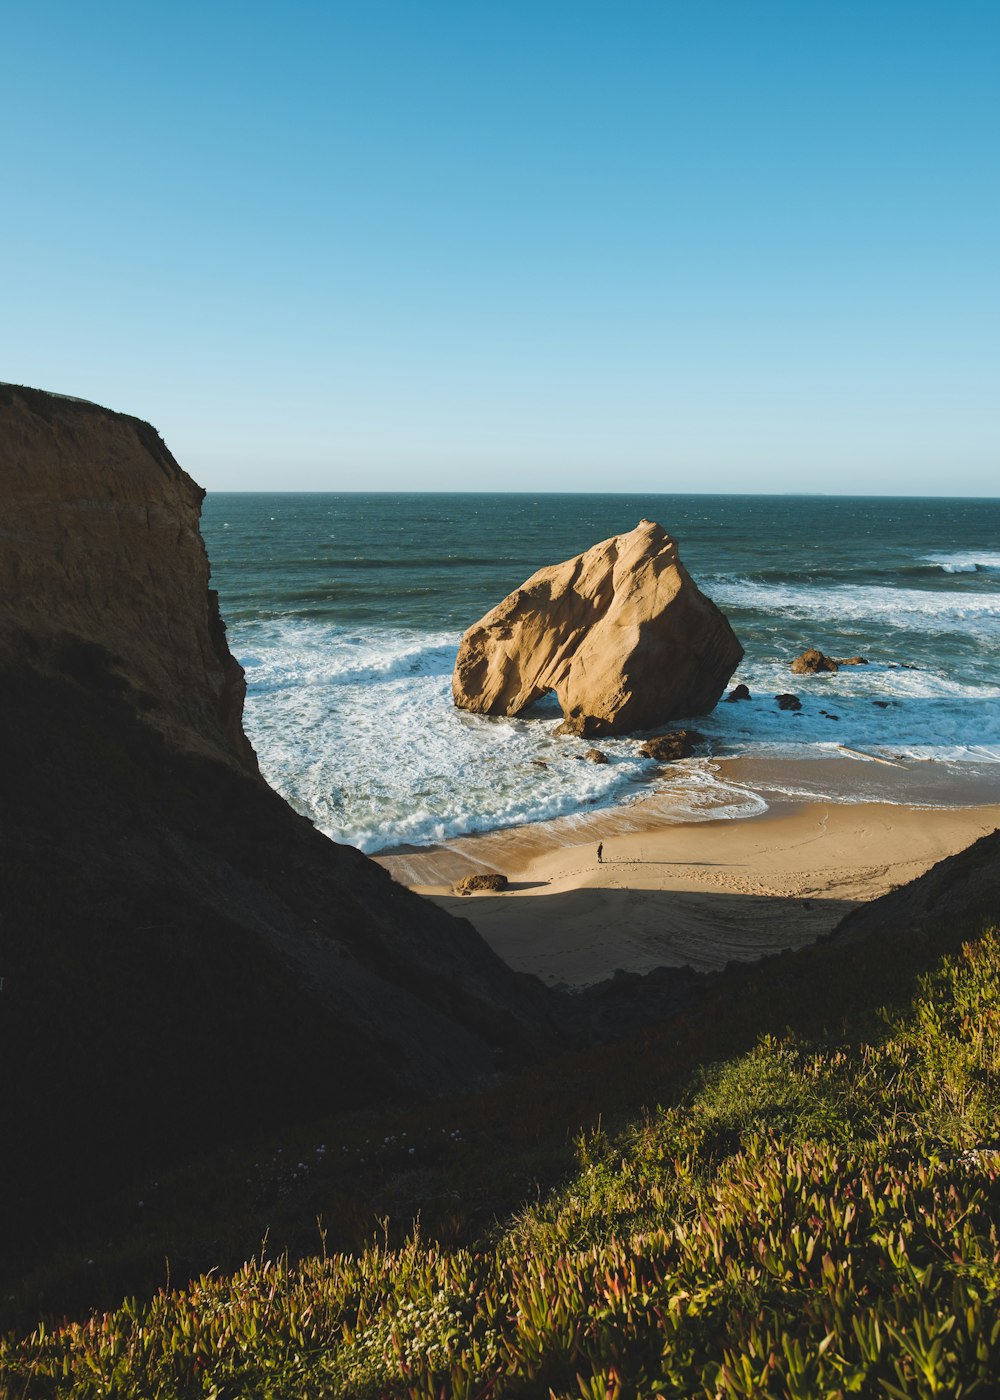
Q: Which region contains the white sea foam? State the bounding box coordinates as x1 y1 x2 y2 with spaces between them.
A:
233 616 1000 853
695 657 1000 765
923 551 1000 574
238 622 664 852
710 577 1000 639
647 762 770 822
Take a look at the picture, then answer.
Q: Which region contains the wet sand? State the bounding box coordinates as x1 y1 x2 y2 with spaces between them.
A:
376 756 1000 987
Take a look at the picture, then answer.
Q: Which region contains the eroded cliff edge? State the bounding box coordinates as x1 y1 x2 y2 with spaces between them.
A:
0 385 255 768
0 385 558 1227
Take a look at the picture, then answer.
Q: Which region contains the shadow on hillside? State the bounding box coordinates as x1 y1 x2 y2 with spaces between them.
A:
434 884 859 985
601 858 736 867
457 880 550 894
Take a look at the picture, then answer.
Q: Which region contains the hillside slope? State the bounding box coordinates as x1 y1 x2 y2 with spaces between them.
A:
830 823 1000 948
6 880 1000 1395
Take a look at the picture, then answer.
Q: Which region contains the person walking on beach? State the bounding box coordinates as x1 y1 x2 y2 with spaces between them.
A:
596 842 604 864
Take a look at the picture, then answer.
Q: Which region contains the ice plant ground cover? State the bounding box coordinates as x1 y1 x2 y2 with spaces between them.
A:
4 924 1000 1397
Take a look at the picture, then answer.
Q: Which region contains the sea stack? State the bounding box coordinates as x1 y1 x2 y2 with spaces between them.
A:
452 520 743 736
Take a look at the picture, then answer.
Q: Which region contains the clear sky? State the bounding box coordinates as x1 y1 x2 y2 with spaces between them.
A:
3 1 998 493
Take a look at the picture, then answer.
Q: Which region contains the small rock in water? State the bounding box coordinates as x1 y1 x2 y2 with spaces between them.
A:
833 655 869 666
724 683 751 702
452 872 509 896
638 729 704 761
584 747 609 764
775 693 802 711
790 648 838 675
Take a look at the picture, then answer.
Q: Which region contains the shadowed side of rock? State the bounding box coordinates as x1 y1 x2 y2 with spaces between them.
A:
452 520 743 737
0 386 561 1233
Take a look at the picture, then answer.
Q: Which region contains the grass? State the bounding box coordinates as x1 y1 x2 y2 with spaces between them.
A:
4 922 1000 1397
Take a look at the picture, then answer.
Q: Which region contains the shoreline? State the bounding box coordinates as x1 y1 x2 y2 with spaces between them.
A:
376 755 1000 988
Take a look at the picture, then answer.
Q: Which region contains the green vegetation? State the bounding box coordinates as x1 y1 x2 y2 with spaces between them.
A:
4 926 1000 1397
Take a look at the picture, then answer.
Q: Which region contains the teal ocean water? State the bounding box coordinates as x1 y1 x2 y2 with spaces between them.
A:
201 494 1000 852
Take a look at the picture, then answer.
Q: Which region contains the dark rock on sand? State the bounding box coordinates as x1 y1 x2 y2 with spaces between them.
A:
453 873 510 895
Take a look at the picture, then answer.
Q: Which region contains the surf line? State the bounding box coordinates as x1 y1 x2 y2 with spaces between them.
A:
837 744 906 768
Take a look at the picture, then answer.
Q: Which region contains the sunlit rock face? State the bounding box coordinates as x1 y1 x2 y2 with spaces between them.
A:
452 519 743 737
0 383 256 769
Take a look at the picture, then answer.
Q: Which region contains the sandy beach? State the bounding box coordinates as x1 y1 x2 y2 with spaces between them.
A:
377 757 1000 987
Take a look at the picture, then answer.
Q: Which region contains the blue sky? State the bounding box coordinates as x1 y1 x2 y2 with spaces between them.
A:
3 1 998 493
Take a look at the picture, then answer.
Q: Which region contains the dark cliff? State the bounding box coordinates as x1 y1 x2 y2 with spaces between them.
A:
0 385 558 1228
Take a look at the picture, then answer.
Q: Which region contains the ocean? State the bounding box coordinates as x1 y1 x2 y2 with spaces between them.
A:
201 493 1000 854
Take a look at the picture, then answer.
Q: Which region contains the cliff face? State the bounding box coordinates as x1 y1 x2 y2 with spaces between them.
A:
0 384 255 768
453 520 743 736
0 386 558 1228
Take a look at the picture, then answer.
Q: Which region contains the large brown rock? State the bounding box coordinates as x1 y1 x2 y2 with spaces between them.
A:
452 520 743 737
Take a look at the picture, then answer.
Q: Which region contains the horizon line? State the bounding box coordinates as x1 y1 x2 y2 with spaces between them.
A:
202 487 1000 501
